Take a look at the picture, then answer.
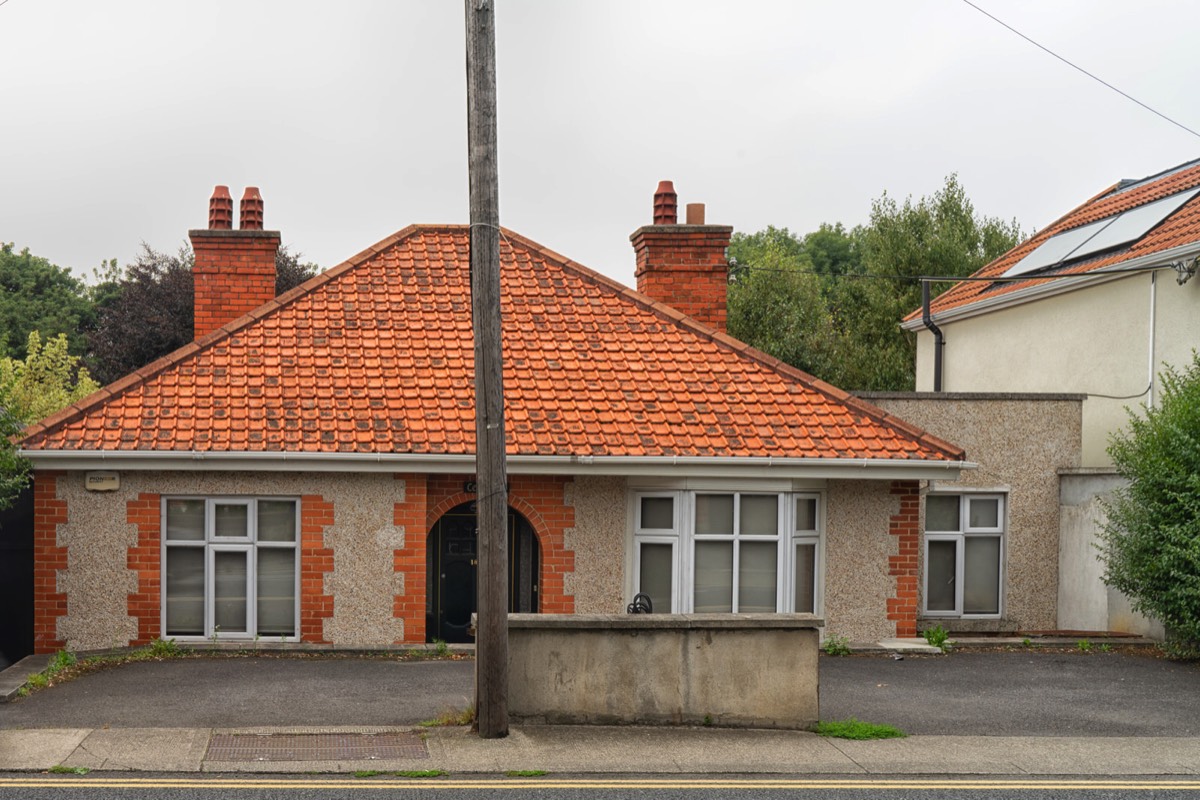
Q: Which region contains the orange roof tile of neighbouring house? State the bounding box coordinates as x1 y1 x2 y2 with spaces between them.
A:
907 157 1200 323
20 225 963 463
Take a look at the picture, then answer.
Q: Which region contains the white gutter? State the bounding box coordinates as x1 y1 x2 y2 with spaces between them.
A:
20 449 975 481
900 241 1200 331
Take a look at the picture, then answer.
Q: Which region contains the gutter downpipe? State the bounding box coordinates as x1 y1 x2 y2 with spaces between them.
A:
921 279 945 392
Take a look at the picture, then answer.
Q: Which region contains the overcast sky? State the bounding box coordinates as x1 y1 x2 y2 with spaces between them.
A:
3 0 1200 288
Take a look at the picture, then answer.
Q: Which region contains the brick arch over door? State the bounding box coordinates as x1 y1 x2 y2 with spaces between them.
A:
394 474 576 643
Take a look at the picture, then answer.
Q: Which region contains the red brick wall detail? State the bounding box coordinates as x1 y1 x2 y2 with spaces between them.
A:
189 230 280 339
393 474 429 644
631 225 733 332
33 472 68 654
126 493 162 645
886 480 921 638
404 474 576 644
300 494 335 643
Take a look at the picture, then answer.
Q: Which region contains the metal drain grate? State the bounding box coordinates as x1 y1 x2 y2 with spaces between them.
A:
206 732 429 762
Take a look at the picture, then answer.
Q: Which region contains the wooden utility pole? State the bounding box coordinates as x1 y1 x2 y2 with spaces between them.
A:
465 0 508 739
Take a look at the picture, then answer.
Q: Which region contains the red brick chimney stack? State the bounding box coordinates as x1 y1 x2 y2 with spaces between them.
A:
189 185 280 339
631 181 733 332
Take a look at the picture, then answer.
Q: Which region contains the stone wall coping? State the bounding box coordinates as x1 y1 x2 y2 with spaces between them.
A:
507 613 824 630
1057 467 1121 476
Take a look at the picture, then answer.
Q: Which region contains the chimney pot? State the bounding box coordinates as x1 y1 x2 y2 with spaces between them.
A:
685 203 706 225
208 185 233 230
239 186 264 230
653 180 677 225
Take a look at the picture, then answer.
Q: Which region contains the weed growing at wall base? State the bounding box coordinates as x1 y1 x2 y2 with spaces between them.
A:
822 634 851 656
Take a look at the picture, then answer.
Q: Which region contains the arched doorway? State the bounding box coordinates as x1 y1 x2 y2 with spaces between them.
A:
425 501 540 643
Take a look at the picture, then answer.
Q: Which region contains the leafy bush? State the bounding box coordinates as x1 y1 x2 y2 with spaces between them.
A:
1100 352 1200 650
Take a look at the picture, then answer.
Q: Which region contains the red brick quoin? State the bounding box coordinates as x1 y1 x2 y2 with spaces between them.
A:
393 474 578 643
886 480 921 638
126 493 162 645
33 471 68 653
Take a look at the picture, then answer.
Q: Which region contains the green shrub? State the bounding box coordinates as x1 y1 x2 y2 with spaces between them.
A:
1100 352 1200 652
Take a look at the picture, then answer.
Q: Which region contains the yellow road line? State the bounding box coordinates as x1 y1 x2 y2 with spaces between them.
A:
2 777 1200 790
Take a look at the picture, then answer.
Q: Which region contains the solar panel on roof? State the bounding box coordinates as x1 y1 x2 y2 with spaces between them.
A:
1003 187 1200 278
1004 218 1113 278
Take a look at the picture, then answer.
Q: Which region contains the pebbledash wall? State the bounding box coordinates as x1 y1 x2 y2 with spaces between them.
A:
34 469 931 653
32 470 621 653
862 393 1084 632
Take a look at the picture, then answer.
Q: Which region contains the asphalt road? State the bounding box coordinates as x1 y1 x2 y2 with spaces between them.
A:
3 650 1199 736
2 774 1200 800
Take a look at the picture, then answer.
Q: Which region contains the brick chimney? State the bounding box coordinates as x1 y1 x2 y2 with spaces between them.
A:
630 181 733 332
189 186 280 339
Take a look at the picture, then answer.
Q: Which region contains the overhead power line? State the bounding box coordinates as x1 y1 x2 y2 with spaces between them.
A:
960 0 1200 141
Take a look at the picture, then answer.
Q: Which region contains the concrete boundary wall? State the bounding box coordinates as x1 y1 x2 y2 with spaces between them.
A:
507 613 822 729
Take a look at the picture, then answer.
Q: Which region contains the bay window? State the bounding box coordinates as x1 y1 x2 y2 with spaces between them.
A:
163 497 300 639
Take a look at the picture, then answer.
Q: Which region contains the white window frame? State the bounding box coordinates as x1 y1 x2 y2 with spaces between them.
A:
922 492 1006 619
790 493 824 616
631 490 824 615
161 497 301 641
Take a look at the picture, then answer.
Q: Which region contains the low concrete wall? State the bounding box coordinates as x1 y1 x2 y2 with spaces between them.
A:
507 613 822 729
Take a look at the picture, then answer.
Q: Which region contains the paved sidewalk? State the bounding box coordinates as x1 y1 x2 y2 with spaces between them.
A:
2 724 1200 775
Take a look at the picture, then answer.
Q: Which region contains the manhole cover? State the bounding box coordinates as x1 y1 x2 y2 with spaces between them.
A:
207 732 429 762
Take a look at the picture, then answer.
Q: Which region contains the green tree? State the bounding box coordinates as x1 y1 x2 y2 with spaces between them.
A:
1100 353 1200 650
87 243 319 385
728 228 838 379
0 331 101 510
727 175 1023 391
0 243 95 360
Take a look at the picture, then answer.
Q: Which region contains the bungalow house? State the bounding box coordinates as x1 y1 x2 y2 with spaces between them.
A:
900 157 1200 636
22 183 975 654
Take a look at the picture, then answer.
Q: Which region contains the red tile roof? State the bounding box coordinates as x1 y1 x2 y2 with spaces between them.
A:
21 226 962 461
909 158 1200 321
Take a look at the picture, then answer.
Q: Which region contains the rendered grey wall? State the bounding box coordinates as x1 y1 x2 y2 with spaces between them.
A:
507 614 821 728
824 480 898 642
1058 470 1163 638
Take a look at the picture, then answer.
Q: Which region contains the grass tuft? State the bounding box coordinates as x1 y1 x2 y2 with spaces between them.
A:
418 704 476 727
395 770 447 778
813 718 907 740
506 769 547 777
47 766 89 775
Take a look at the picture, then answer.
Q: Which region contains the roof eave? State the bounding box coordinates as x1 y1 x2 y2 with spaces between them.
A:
21 450 973 481
900 241 1200 331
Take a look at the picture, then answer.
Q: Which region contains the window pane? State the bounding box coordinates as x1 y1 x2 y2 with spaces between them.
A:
738 541 778 612
740 495 778 536
927 539 958 612
165 547 204 635
964 536 1001 615
695 495 734 535
257 548 296 636
214 551 248 632
214 503 249 538
638 543 673 613
258 500 297 542
968 498 1000 529
166 499 205 541
794 542 816 613
640 497 674 530
693 541 733 612
795 498 817 532
926 495 960 532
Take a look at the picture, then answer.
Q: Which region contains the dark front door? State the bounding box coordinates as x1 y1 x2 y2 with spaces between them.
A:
426 502 539 643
